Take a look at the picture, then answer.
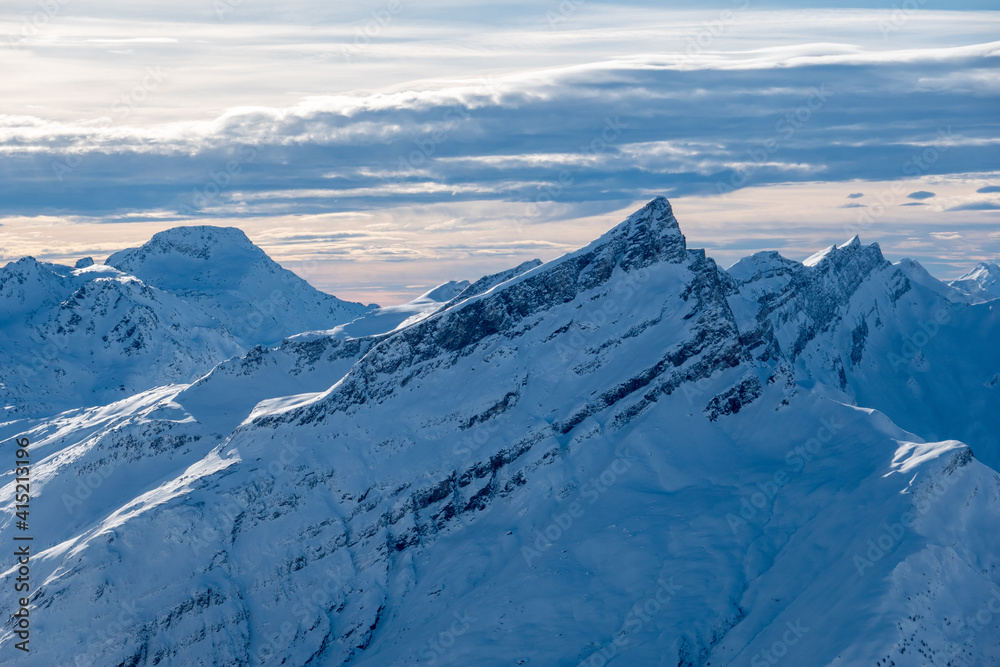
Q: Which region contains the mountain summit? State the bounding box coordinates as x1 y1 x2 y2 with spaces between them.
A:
949 261 1000 302
0 227 375 414
107 226 272 291
1 199 998 666
107 225 375 345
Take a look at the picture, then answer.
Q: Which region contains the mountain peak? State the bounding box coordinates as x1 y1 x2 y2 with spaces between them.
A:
957 261 1000 282
727 250 800 284
950 260 1000 301
3 256 47 274
413 280 472 304
102 224 374 346
802 235 884 270
148 225 254 250
597 196 686 269
107 225 261 275
624 195 678 232
105 225 276 293
0 257 73 324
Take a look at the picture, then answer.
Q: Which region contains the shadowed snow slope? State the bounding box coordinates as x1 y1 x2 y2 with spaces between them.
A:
1 198 997 667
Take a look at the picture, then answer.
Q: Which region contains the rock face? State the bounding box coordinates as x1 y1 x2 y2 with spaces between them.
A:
1 198 999 667
0 227 374 415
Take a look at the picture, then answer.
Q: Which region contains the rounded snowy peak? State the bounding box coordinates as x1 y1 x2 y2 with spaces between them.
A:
148 225 254 250
106 225 276 292
727 251 801 283
108 225 260 263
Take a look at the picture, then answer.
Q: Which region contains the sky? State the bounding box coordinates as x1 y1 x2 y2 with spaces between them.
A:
1 1 998 305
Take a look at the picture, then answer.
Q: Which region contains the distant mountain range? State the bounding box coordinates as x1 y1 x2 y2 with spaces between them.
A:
1 199 998 666
0 226 374 415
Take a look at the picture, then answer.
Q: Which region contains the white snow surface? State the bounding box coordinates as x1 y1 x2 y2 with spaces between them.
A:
0 227 374 416
949 261 1000 303
289 280 473 342
0 198 997 667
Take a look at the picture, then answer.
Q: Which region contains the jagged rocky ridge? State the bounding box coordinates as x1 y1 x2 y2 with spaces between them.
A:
1 198 998 666
727 237 1000 471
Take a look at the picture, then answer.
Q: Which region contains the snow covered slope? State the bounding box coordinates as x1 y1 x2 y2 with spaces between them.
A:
725 238 1000 470
106 226 375 346
0 260 243 416
0 227 374 416
1 199 997 666
289 280 475 342
290 261 545 343
949 261 1000 302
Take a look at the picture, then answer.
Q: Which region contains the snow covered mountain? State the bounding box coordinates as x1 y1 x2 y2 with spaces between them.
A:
949 261 1000 302
726 238 1000 472
0 227 374 416
106 226 375 347
1 198 997 666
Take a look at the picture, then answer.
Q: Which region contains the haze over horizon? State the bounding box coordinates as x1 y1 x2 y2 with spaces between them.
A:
2 0 998 304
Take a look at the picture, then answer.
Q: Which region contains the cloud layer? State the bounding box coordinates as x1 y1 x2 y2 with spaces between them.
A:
1 3 999 302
